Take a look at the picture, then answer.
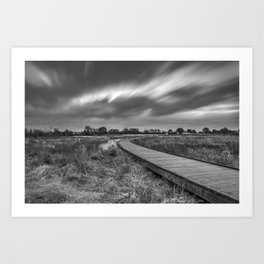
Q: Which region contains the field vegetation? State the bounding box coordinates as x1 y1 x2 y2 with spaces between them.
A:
25 137 204 203
132 135 239 169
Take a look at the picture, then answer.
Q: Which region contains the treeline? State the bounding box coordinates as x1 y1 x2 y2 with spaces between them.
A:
25 126 239 137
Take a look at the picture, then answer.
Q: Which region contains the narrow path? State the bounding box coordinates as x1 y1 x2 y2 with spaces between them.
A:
118 139 239 203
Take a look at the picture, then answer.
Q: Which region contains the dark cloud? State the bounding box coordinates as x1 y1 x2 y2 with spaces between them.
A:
25 61 239 130
151 76 239 116
25 61 155 108
25 61 210 108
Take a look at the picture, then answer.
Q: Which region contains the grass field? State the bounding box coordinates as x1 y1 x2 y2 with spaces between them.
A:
132 135 239 169
25 137 204 203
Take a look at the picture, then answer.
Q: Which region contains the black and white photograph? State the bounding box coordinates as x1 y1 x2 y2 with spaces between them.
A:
11 47 252 217
3 2 261 264
25 59 239 204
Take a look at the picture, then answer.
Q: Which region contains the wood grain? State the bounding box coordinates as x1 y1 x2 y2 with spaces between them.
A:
118 139 239 203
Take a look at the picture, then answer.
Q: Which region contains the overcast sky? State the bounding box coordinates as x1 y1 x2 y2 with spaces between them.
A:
25 61 239 131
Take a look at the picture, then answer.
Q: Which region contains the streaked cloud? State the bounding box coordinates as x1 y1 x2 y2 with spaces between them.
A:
25 62 53 88
25 61 239 130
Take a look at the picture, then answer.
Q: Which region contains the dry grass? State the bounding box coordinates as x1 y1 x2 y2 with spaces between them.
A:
25 137 204 203
132 135 239 169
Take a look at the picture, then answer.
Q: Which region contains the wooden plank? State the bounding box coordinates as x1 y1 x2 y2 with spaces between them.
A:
118 139 239 203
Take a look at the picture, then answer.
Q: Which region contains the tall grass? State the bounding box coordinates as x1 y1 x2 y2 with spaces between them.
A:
25 137 204 203
132 135 239 169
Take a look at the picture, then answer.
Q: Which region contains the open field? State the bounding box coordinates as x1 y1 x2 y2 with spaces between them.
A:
132 135 239 169
25 137 204 203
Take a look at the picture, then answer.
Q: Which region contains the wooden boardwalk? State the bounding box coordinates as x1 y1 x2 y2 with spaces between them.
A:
118 139 239 203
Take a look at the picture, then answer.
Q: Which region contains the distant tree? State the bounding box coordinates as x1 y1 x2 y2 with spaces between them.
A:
108 129 120 134
212 129 218 134
186 129 196 134
98 127 107 135
202 127 211 133
84 126 92 135
129 128 139 134
53 128 61 136
63 129 73 137
176 128 184 135
122 128 129 134
29 129 33 137
219 127 230 134
168 129 173 135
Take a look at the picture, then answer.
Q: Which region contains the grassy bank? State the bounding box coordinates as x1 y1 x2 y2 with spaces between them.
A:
25 137 204 203
132 135 239 169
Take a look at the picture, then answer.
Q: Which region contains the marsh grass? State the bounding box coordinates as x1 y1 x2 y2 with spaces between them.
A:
132 135 239 169
25 137 204 203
